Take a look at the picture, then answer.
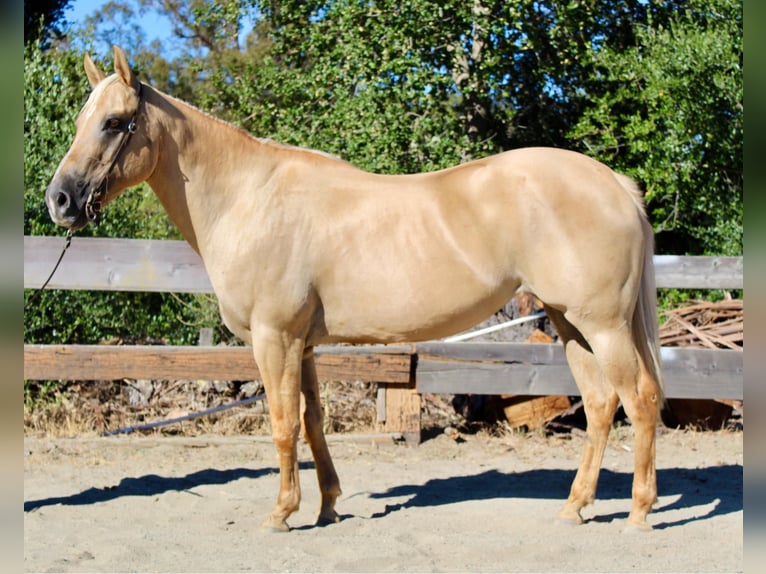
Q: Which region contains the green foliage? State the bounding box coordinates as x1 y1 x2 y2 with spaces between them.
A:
24 378 63 412
201 1 470 173
24 0 71 45
570 0 743 256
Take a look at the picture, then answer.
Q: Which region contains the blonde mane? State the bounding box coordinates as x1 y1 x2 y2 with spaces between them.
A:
79 76 120 120
161 89 346 163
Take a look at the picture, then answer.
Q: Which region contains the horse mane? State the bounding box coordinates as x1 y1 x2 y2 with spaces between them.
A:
157 87 348 164
79 76 121 120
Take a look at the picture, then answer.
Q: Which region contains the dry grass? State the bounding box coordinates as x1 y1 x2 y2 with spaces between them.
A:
24 376 742 439
24 379 394 438
23 377 498 439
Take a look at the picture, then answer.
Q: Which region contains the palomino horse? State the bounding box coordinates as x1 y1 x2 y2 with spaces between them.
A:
46 46 664 531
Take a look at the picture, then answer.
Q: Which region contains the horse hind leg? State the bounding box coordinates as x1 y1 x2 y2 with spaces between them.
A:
566 311 661 530
300 347 342 526
545 305 619 525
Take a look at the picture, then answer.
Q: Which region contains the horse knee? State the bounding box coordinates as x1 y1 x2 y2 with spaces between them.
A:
272 422 301 452
582 391 618 421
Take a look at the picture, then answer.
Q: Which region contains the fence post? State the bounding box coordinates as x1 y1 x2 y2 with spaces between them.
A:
198 327 214 347
377 364 421 445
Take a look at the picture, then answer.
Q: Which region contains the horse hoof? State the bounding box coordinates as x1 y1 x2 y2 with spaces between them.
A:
623 521 653 533
316 511 341 527
555 509 584 526
261 516 290 533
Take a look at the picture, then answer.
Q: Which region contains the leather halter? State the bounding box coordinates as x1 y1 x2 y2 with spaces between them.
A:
26 84 144 310
85 82 144 225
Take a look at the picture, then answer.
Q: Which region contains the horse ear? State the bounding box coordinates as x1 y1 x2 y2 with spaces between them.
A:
84 53 106 88
112 45 139 91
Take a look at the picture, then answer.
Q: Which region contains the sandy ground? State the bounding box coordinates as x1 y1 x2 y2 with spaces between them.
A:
24 428 742 573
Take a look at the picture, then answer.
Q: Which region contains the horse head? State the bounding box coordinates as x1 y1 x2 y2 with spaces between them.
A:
46 45 157 229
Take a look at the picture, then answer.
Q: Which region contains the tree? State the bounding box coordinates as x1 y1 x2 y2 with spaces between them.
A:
215 1 679 163
24 0 71 44
81 0 148 55
571 0 743 255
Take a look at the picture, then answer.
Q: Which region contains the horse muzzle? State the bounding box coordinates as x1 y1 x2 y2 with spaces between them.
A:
45 176 94 231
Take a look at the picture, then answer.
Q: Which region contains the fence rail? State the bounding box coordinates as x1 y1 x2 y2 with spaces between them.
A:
23 343 414 383
24 236 744 292
24 236 743 440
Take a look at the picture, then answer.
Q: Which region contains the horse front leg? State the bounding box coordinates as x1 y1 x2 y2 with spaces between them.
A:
252 329 305 532
301 347 342 525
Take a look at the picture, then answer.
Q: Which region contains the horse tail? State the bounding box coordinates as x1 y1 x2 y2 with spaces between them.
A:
616 173 666 404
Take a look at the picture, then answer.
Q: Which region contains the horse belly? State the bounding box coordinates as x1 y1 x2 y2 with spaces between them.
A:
309 177 526 343
316 262 520 344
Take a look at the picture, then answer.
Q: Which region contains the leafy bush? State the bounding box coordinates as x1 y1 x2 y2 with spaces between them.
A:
570 0 742 256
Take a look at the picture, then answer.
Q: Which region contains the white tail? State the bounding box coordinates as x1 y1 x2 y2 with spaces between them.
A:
616 173 665 403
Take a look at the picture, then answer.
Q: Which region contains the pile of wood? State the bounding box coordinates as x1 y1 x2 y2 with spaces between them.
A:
659 299 743 350
658 298 743 429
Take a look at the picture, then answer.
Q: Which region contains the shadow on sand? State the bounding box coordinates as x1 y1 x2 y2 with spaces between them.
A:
366 464 742 529
25 459 741 530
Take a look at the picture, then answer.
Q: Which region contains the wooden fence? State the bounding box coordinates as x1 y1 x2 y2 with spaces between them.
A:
24 236 743 441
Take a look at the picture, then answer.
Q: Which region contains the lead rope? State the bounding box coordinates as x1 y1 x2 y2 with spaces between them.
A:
101 392 267 436
24 230 73 312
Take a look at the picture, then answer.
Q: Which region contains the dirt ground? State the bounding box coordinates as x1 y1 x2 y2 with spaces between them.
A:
24 427 742 573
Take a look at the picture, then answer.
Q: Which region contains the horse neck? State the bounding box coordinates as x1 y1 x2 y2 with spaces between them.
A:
145 88 273 253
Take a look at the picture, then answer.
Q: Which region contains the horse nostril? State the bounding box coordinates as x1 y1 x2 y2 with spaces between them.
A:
56 191 70 208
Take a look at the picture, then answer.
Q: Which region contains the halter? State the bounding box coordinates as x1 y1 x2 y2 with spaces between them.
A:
26 83 144 311
85 82 144 225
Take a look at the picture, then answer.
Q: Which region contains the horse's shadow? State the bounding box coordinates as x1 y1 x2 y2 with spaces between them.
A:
24 463 309 513
24 460 741 531
365 465 742 530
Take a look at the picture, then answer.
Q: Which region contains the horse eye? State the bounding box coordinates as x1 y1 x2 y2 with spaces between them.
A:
105 118 122 132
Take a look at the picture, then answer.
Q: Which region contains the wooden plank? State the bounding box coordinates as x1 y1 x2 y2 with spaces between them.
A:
314 349 412 383
23 344 412 383
24 236 213 293
417 360 578 395
319 344 413 383
416 341 567 364
25 237 742 292
653 255 742 289
499 395 572 429
23 345 252 380
659 347 743 399
380 379 421 444
23 342 741 399
415 346 742 400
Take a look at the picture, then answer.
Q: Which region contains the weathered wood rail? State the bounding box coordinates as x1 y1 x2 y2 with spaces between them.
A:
24 236 744 292
24 236 743 440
